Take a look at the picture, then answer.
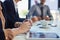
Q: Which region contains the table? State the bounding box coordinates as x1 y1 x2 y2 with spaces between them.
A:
13 20 60 40
13 34 26 40
30 20 60 37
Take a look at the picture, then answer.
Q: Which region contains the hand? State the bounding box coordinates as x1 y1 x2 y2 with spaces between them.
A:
18 21 31 34
23 19 32 26
37 16 42 20
14 22 22 28
6 21 32 37
31 16 38 22
31 16 41 22
4 29 14 40
12 22 31 36
44 16 50 20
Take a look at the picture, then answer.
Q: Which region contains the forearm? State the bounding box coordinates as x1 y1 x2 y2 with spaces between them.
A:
12 28 23 36
1 19 5 29
0 11 5 29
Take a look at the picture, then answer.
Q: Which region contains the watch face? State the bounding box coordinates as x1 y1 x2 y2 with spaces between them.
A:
29 32 59 38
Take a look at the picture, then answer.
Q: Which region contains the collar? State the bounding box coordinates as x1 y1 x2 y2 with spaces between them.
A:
13 0 17 5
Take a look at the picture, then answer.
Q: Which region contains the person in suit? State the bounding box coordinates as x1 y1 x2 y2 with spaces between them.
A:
27 0 53 22
0 1 16 40
0 1 32 40
0 1 8 40
3 0 25 28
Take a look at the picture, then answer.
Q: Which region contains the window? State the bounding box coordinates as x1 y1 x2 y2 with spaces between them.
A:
17 0 28 18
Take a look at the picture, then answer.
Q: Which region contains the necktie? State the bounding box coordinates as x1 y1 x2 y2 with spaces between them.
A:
40 6 43 19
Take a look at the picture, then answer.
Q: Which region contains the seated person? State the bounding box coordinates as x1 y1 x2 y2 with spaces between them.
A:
3 0 25 28
0 1 32 40
26 0 53 22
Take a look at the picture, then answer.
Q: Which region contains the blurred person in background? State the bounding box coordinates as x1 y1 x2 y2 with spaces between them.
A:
27 0 53 22
0 1 32 40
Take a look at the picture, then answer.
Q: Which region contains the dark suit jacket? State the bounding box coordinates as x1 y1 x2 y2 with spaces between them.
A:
0 29 5 40
0 17 5 40
3 0 20 28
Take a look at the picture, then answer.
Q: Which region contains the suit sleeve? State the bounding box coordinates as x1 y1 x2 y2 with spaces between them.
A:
47 6 53 20
3 0 20 28
26 5 36 19
0 29 5 40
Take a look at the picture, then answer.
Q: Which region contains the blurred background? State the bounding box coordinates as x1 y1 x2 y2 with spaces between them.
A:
1 0 60 20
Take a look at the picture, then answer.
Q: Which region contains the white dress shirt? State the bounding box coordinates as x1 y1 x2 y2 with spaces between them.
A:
13 0 18 13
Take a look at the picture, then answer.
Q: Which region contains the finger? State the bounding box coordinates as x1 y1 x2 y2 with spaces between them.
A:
7 30 14 39
8 36 12 40
25 22 31 26
23 19 29 22
22 22 30 27
28 20 33 26
8 33 14 40
5 37 9 40
7 35 13 40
